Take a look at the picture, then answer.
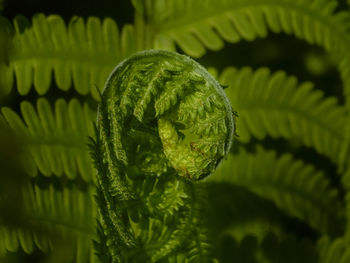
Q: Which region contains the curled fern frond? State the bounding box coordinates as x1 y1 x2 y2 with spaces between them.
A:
220 66 347 164
92 50 234 262
0 184 96 263
1 98 96 181
98 49 234 181
212 147 342 234
6 14 145 99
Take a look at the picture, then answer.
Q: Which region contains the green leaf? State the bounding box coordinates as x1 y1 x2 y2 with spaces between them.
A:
146 0 350 103
0 184 97 263
211 147 342 234
1 98 96 181
318 237 350 263
7 14 145 99
147 0 344 56
217 232 317 263
220 66 347 165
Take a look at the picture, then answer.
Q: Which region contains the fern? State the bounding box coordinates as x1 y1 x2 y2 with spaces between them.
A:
205 179 325 262
220 66 347 165
211 147 342 234
91 50 234 262
317 236 350 263
0 184 96 263
4 13 147 99
140 0 347 55
1 98 96 181
261 234 317 263
215 231 318 263
0 15 12 96
342 169 350 240
134 0 350 103
340 112 350 240
178 185 214 263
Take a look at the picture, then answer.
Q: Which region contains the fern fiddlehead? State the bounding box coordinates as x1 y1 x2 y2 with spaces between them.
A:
91 50 235 262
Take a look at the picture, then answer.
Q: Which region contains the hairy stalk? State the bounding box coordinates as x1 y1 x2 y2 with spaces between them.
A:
90 50 234 262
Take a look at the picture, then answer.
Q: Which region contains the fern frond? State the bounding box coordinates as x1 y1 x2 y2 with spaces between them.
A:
186 231 213 263
146 179 189 217
220 66 347 164
1 98 96 181
185 185 215 263
6 14 145 98
217 231 317 263
0 184 97 263
143 0 350 102
206 182 319 262
211 147 342 234
92 49 231 263
342 168 350 239
317 237 350 263
340 113 350 239
260 234 317 263
146 0 346 56
0 17 13 96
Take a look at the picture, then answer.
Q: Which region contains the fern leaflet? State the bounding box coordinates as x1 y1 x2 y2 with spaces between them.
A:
1 98 96 181
137 0 350 102
317 237 350 263
5 14 146 98
0 184 96 263
220 66 347 165
211 147 342 234
217 231 317 263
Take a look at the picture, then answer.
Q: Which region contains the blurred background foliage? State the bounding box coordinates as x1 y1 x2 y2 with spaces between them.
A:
1 0 350 262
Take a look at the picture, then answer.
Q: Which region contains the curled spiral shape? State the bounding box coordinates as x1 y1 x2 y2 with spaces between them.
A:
98 49 234 181
93 50 235 262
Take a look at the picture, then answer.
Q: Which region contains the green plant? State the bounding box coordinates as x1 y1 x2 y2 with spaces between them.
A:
91 50 234 262
0 0 350 262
